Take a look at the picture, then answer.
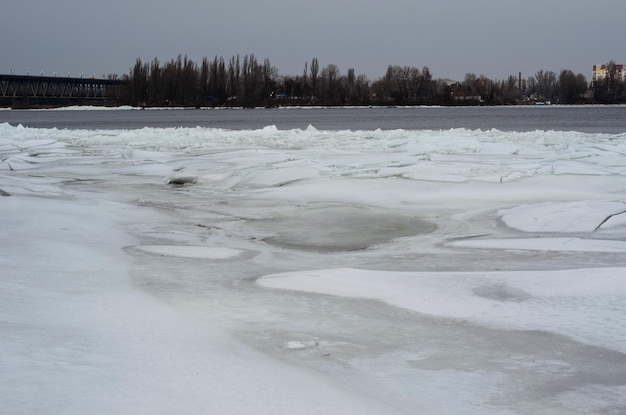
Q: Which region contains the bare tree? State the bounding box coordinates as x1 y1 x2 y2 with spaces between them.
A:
559 69 588 104
310 58 319 100
534 70 557 101
262 58 277 101
302 61 308 98
200 57 210 102
386 65 420 104
129 58 149 105
320 63 341 104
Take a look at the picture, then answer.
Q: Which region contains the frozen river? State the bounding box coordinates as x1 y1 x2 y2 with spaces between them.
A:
2 106 626 414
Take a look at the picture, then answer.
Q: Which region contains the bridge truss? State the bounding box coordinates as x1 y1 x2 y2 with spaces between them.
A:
0 74 128 107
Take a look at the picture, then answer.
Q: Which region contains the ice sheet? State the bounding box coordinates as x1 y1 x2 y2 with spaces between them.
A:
258 267 626 353
2 121 626 414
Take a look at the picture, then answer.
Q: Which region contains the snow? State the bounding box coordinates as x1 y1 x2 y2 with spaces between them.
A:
2 118 626 414
499 200 626 233
259 267 626 354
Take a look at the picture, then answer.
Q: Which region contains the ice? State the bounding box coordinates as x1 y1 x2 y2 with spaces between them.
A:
258 267 626 353
0 189 399 415
132 244 244 259
499 200 626 233
2 121 626 414
449 237 626 252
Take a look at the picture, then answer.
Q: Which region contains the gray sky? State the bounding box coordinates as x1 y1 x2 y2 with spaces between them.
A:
2 0 624 82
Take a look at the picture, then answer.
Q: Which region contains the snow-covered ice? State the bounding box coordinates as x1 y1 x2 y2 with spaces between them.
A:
2 118 626 414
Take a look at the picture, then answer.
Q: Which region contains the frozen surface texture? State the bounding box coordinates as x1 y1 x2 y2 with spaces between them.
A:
2 119 626 414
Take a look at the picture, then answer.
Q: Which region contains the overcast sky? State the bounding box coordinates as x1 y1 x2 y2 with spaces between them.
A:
2 0 624 82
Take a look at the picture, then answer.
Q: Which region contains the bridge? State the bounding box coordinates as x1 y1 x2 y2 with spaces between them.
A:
0 74 129 108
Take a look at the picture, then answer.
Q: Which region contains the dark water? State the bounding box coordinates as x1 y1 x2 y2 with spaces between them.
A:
2 105 626 133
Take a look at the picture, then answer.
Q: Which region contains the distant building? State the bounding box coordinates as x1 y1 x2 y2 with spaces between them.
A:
592 63 625 83
449 82 482 102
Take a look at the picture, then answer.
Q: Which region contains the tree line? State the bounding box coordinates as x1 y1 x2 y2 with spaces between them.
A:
126 54 626 107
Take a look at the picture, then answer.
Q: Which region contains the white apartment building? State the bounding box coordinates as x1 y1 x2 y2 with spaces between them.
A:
592 63 625 83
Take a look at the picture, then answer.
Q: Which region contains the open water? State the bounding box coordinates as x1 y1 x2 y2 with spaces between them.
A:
2 105 626 133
